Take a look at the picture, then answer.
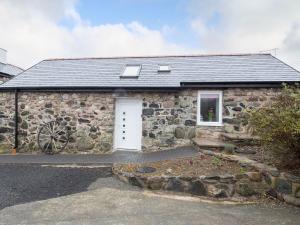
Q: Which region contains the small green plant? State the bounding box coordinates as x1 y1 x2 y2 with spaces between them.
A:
224 143 236 154
239 167 246 174
212 156 221 167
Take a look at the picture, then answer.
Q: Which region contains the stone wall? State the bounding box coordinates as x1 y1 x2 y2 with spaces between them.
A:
139 90 196 151
0 92 15 153
140 88 280 147
221 88 280 134
17 92 115 153
114 168 269 199
0 88 280 153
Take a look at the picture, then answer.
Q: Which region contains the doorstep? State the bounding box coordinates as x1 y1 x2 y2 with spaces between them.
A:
192 137 227 150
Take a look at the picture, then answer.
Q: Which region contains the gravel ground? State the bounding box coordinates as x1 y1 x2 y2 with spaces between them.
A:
0 164 112 209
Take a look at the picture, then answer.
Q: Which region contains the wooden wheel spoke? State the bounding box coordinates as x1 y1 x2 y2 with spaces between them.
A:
57 136 68 143
40 127 51 136
44 140 52 151
55 126 67 135
39 133 49 139
52 139 59 152
38 120 69 154
45 123 54 135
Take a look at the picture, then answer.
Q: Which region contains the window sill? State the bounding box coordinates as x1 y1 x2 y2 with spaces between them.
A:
197 122 223 127
119 76 139 79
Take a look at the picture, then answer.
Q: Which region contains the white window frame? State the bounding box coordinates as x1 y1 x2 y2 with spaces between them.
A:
197 90 223 126
121 64 141 77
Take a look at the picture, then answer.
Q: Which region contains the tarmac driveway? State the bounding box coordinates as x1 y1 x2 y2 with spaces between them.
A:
0 164 300 225
0 164 112 209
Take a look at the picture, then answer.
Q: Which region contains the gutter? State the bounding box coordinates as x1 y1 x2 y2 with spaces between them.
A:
180 81 296 88
0 86 182 92
1 81 299 91
13 89 18 153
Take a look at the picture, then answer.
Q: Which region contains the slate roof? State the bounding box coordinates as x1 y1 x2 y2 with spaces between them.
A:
0 63 24 77
1 53 300 89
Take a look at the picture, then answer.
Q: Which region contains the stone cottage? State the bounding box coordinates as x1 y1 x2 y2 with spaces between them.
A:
0 48 24 84
0 54 299 153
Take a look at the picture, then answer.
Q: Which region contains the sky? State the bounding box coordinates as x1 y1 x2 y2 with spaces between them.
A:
0 0 299 70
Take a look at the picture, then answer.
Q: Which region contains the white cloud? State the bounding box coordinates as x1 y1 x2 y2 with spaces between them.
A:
188 0 300 70
1 0 299 71
0 0 185 69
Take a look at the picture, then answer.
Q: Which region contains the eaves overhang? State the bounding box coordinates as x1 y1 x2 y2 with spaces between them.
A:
180 81 298 88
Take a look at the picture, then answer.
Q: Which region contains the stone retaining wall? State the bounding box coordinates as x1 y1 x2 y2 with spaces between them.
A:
194 147 300 206
0 88 280 153
113 148 300 206
113 168 269 199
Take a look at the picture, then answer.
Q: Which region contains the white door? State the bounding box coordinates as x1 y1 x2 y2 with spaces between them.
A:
114 98 142 151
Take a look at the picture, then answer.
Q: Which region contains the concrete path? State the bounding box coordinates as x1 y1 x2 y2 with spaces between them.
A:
1 177 299 225
0 146 198 164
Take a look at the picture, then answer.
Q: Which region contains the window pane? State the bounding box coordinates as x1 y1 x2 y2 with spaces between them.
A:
200 94 219 122
122 65 141 76
158 65 170 72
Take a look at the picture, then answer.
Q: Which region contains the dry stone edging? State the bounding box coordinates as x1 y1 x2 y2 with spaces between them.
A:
113 144 300 206
194 146 300 207
112 167 268 200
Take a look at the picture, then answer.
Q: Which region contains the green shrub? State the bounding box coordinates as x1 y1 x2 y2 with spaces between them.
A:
247 84 300 169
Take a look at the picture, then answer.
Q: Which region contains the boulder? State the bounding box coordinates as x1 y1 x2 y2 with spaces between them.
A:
100 142 111 153
282 194 300 207
128 176 145 188
0 127 13 133
246 172 262 182
220 175 235 184
236 183 257 197
266 188 277 198
202 175 220 184
164 177 184 192
235 147 257 154
78 118 90 123
184 120 196 126
188 180 206 196
142 108 154 116
187 128 196 139
148 177 164 190
174 127 185 139
207 185 228 198
275 178 292 195
295 187 300 198
149 103 159 108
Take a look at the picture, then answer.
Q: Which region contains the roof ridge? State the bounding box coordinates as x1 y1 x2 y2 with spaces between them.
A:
43 53 271 61
5 63 24 71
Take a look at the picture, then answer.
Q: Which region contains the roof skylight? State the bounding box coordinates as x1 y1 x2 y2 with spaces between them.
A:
158 65 170 72
121 65 141 77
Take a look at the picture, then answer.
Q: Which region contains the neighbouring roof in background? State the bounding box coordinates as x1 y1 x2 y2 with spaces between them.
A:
0 63 24 77
1 53 300 89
